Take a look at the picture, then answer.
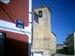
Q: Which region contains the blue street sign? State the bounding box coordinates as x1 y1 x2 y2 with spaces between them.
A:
16 19 24 29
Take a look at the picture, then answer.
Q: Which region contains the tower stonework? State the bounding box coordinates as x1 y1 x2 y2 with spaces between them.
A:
31 7 56 56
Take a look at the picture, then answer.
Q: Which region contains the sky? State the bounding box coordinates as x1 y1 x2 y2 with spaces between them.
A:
32 0 75 44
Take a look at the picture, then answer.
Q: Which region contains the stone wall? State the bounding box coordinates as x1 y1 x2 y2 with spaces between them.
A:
31 7 56 56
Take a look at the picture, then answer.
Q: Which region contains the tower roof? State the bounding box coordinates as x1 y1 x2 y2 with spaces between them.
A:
32 6 52 13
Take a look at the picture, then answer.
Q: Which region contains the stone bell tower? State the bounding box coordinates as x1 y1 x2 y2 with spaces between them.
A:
31 7 56 56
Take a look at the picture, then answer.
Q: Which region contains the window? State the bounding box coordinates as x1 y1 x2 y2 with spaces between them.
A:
0 32 5 56
38 11 42 17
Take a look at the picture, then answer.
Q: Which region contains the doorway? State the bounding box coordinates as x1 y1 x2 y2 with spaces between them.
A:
32 51 43 56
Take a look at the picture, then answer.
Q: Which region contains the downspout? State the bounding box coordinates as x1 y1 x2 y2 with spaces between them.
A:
29 0 32 56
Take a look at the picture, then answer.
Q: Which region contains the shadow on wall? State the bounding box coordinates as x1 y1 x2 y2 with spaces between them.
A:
57 47 74 55
5 38 28 56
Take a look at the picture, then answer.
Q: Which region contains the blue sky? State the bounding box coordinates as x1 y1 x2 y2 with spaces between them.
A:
32 0 75 44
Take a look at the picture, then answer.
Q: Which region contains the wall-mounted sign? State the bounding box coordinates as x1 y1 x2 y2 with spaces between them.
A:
32 51 43 56
34 12 39 23
16 19 24 29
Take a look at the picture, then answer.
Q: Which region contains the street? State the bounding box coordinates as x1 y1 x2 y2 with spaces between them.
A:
55 54 74 56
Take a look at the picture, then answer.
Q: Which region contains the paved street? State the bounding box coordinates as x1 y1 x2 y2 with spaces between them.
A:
55 54 74 56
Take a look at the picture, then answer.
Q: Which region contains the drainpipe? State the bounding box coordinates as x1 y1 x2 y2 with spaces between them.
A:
29 0 32 56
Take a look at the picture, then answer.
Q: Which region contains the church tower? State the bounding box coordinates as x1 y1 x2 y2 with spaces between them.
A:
31 7 56 56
